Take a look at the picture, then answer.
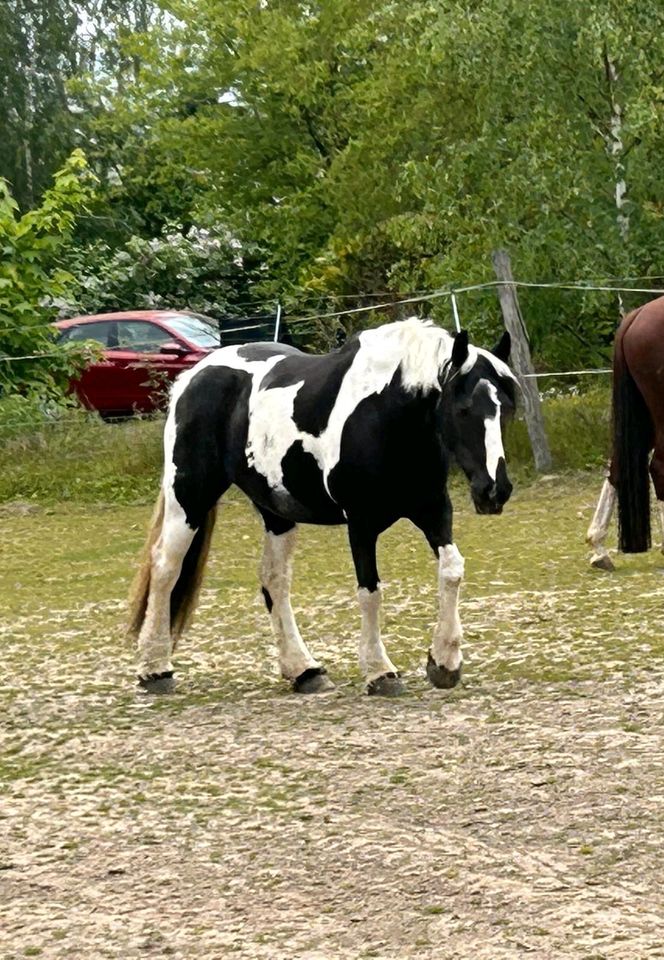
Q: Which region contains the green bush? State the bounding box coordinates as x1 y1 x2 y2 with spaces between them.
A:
62 225 264 320
505 383 611 475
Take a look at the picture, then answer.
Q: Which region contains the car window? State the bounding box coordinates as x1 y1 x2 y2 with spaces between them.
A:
60 321 115 346
112 321 174 352
166 314 221 348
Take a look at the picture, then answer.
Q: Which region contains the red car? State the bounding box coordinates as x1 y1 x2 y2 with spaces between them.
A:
54 310 222 416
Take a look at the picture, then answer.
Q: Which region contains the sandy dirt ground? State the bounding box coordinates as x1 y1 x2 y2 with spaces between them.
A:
1 478 663 959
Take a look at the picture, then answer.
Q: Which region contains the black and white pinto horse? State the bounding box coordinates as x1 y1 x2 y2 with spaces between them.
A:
129 317 516 696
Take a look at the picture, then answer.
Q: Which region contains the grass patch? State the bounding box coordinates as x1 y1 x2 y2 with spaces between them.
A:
0 411 163 504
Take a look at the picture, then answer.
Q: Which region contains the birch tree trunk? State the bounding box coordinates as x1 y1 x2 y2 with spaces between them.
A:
603 43 628 244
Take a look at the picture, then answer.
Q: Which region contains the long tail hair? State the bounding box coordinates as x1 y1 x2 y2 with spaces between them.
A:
613 309 653 552
127 490 217 646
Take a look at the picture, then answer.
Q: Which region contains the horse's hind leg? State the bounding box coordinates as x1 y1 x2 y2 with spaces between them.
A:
649 439 664 554
259 510 334 694
136 491 197 693
586 474 617 570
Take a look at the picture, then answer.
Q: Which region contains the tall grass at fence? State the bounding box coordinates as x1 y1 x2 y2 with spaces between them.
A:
0 385 611 505
0 397 163 504
505 383 611 474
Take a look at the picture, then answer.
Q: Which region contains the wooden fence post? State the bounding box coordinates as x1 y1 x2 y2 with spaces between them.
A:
491 249 552 472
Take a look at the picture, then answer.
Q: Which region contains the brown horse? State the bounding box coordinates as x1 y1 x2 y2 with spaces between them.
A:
587 295 664 569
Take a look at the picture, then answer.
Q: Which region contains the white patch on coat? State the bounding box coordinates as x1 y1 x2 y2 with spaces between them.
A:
476 347 518 384
246 380 304 488
482 380 504 481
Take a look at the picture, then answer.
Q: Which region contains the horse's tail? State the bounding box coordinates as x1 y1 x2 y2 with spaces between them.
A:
613 310 653 553
127 490 217 645
127 489 165 641
169 507 217 647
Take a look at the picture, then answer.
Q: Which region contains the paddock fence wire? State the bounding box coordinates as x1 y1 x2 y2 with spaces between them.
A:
1 275 659 443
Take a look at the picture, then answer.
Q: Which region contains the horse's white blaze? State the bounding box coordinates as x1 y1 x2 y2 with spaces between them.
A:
260 528 320 679
483 380 504 482
357 586 399 681
431 543 464 671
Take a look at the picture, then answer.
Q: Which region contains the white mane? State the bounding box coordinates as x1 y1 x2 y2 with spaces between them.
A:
357 317 452 393
360 316 516 393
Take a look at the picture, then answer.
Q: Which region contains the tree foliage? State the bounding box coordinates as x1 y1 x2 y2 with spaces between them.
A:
4 0 664 384
0 150 96 395
64 225 264 317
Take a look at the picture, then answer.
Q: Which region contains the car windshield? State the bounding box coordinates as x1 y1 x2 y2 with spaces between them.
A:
167 314 221 348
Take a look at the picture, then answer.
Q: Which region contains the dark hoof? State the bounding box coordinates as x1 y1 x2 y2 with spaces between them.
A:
138 671 176 695
590 553 615 571
292 667 335 695
367 671 405 697
426 652 462 690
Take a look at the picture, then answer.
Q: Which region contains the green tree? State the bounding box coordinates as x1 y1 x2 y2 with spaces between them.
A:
68 0 664 362
0 150 96 396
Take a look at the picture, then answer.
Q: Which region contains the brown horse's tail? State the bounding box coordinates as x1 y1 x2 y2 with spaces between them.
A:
127 490 217 645
613 309 653 552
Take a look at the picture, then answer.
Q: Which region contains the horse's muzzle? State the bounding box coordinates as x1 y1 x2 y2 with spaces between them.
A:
471 461 512 515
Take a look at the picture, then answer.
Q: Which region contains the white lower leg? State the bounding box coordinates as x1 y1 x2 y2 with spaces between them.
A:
137 503 195 678
358 586 399 682
657 500 664 554
261 529 320 680
430 544 464 672
586 478 616 565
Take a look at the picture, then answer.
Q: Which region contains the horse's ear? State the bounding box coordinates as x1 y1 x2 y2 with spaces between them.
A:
451 330 469 369
491 330 511 363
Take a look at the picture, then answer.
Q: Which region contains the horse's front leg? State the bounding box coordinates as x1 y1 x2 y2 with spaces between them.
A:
414 498 464 690
427 543 465 689
347 521 404 697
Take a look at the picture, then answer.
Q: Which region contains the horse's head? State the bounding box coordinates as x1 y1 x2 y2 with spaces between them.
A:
439 330 517 515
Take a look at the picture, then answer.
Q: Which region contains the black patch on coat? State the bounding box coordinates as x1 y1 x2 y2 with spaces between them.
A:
260 338 361 436
257 507 297 536
327 367 445 526
280 442 345 523
172 364 252 528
